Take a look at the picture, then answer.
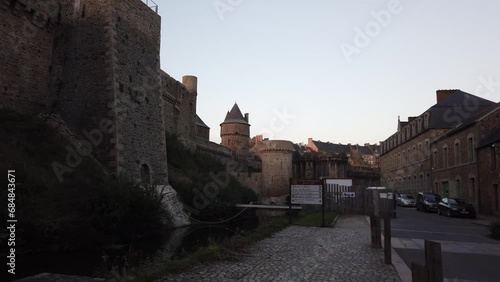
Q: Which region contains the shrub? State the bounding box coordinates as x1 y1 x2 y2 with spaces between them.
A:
489 220 500 240
0 109 167 251
165 133 257 221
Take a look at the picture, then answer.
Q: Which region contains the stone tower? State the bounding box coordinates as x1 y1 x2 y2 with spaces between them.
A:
253 140 295 203
50 0 168 184
220 103 250 153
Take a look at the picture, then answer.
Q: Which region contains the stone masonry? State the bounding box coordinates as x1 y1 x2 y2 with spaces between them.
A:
159 216 400 282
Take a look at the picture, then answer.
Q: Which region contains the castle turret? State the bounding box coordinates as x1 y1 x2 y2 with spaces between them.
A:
220 103 250 153
253 140 295 202
182 75 198 94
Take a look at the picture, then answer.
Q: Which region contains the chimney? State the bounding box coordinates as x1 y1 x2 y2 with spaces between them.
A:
244 113 249 123
182 75 198 94
436 89 459 103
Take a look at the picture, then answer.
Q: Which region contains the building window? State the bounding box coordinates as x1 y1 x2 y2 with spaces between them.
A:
492 146 497 169
454 141 460 165
443 145 448 168
456 178 461 198
467 136 475 162
417 143 422 161
470 178 476 202
425 140 430 157
442 181 449 197
433 150 438 168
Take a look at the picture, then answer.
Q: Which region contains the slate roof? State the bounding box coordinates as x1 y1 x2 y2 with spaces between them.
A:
196 115 210 128
434 102 500 143
425 90 494 129
478 126 500 148
312 140 351 154
221 103 248 125
358 146 373 155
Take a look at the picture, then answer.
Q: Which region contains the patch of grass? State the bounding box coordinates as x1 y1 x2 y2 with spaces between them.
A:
130 218 290 281
293 210 338 227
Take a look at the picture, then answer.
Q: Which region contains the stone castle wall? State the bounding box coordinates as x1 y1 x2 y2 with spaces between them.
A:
236 172 263 198
161 71 197 150
0 0 60 114
253 140 294 200
51 0 118 173
111 0 168 182
1 0 170 183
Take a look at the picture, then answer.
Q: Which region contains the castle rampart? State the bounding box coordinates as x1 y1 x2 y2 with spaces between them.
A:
161 71 197 150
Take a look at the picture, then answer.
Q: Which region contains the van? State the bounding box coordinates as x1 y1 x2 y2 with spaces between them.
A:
416 192 442 212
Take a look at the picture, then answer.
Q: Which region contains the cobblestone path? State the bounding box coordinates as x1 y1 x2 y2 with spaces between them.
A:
159 216 401 282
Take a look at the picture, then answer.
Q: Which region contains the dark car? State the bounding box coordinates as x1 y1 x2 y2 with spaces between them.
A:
397 194 416 207
416 192 441 212
438 198 476 219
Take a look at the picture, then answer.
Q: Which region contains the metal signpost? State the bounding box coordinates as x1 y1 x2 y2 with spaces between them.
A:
289 179 325 226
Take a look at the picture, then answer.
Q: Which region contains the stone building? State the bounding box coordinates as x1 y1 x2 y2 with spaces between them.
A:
380 89 495 197
477 127 500 215
307 139 380 168
431 103 500 213
305 139 380 186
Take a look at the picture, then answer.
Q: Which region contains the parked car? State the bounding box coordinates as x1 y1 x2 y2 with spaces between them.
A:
416 192 442 212
397 194 416 207
437 198 476 218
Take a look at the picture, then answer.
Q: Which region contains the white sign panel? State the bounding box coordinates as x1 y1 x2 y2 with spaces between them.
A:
342 192 356 198
291 185 322 205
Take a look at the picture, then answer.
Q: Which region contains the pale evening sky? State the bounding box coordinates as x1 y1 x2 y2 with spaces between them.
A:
156 0 500 145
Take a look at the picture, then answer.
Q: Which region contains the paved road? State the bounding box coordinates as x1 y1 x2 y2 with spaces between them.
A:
160 216 400 282
390 206 500 281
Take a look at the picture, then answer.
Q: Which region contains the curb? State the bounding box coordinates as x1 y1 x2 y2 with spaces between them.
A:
471 221 490 227
331 213 340 227
364 216 411 282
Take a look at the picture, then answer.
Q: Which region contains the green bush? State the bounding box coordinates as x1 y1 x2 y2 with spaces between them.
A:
166 133 257 221
0 109 167 251
489 220 500 240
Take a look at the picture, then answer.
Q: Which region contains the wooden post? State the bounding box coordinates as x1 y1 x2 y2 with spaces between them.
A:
289 178 292 224
321 179 326 227
384 212 391 264
411 263 428 282
371 190 382 248
425 240 443 282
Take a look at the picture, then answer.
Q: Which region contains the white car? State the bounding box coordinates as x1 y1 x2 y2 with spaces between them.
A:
397 194 416 207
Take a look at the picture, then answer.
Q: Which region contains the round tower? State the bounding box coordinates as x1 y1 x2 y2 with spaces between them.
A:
220 103 250 153
253 140 295 203
182 75 198 94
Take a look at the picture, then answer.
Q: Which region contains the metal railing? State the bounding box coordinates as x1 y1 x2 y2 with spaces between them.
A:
142 0 158 13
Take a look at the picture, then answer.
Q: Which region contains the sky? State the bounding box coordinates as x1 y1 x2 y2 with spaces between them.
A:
156 0 500 145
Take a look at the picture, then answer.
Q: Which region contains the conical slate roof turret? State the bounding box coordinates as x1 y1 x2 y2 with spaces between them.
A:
221 103 249 125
